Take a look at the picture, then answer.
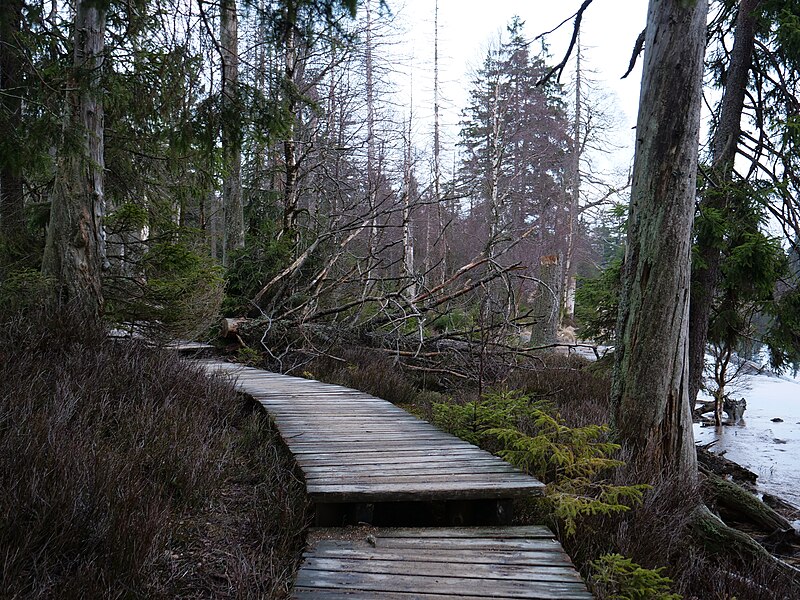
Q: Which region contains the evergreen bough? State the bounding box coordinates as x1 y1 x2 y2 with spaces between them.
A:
433 390 649 535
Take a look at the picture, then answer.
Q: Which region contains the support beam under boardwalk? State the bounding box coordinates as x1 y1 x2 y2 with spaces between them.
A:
293 526 593 599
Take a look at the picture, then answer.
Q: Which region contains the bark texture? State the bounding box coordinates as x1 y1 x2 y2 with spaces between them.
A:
281 1 299 239
42 0 107 316
688 0 762 406
221 0 243 266
611 0 708 476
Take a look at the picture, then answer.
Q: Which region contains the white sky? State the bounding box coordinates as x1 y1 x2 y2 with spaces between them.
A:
383 0 650 175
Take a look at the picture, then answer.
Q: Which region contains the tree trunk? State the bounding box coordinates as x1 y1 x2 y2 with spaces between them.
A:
281 1 299 241
42 0 107 317
688 0 762 406
562 31 581 325
363 0 377 299
403 111 416 301
611 0 707 477
432 0 446 286
220 0 243 266
701 469 798 536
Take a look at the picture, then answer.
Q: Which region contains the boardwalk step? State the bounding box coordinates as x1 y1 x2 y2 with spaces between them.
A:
293 526 593 599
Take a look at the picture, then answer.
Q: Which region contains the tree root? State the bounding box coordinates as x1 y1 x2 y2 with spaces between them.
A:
700 468 797 537
690 503 800 585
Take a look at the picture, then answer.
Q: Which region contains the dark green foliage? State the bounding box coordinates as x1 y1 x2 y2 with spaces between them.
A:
104 201 149 233
433 390 648 536
428 308 476 333
695 185 800 374
0 268 53 317
105 231 225 340
224 227 295 315
574 258 622 344
0 306 308 598
591 554 680 600
766 286 800 370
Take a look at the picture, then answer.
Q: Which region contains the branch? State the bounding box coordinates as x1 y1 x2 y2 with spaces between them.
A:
537 0 594 85
621 27 646 79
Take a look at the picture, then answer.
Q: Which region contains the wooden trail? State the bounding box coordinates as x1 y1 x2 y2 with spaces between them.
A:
200 360 544 509
295 526 593 599
198 360 591 598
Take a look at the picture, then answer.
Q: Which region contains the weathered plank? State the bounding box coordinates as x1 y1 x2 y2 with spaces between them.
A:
293 527 593 599
304 547 574 567
305 481 544 502
199 360 545 505
300 558 583 582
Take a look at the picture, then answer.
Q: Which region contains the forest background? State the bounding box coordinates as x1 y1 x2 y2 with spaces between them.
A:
3 0 800 598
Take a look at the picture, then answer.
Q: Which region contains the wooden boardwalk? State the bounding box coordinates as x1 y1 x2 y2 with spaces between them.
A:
201 361 544 512
294 526 592 599
199 360 591 598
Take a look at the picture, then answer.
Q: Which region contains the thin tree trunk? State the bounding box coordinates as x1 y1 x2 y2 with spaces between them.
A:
432 0 446 284
282 1 299 240
403 109 416 300
688 0 762 406
0 0 24 239
363 0 377 298
562 33 581 324
221 0 243 266
42 0 107 316
486 75 503 259
611 0 707 477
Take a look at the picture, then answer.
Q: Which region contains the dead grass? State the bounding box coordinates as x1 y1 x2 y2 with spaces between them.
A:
0 305 309 599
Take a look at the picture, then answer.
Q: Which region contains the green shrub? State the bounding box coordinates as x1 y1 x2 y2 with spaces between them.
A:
575 258 622 344
433 391 648 535
105 234 224 340
0 269 54 317
428 308 475 333
223 229 295 315
591 553 680 600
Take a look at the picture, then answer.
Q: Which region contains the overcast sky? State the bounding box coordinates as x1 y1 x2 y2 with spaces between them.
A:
383 0 649 172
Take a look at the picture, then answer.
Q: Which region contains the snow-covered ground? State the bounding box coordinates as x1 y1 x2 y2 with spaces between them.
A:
694 372 800 507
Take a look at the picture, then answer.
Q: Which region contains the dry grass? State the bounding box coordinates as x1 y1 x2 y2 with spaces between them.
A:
304 347 428 406
0 306 309 599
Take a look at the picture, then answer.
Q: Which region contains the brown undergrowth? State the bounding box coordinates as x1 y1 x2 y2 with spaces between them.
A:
0 306 309 599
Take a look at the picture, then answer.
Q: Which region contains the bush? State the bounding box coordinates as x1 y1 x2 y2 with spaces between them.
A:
105 233 225 341
223 229 295 315
0 306 308 598
591 554 680 600
575 258 622 344
432 390 648 536
0 269 54 318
